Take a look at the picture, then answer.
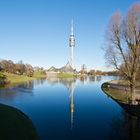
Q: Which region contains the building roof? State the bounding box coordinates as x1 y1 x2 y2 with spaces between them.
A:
47 66 58 72
47 62 75 73
59 62 75 73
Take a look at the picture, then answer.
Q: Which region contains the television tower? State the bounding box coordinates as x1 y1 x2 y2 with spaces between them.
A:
69 20 75 69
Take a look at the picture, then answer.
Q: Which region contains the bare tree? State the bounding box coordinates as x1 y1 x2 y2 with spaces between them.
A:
105 3 140 103
25 64 34 77
81 64 87 75
0 60 16 73
89 69 95 76
15 60 26 75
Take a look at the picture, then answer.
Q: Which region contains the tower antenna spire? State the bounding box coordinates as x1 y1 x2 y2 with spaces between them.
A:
71 19 74 35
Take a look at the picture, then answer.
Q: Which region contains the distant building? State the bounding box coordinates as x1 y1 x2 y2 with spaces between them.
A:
46 62 76 77
47 66 59 72
59 62 75 73
46 66 59 77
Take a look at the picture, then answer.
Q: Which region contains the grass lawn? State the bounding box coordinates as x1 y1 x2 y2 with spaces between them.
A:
3 72 35 85
102 83 130 104
0 103 39 140
33 71 46 79
0 72 46 87
58 73 76 78
110 80 140 87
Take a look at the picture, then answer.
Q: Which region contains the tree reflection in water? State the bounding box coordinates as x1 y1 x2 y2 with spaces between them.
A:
102 86 140 140
0 79 46 100
110 111 140 140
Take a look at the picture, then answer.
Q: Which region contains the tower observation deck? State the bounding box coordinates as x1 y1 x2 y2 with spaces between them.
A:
69 20 75 69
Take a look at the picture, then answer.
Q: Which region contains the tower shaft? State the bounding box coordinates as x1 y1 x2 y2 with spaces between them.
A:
70 46 74 69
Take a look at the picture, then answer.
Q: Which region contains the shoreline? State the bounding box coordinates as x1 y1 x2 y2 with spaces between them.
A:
0 72 46 88
104 80 140 92
102 81 140 105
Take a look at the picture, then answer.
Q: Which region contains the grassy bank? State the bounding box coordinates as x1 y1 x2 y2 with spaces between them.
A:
58 73 76 78
0 72 46 87
102 82 130 104
0 73 7 85
109 80 140 87
3 72 35 85
0 103 39 140
33 71 46 79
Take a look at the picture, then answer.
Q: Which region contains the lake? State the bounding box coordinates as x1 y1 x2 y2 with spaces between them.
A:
0 76 140 140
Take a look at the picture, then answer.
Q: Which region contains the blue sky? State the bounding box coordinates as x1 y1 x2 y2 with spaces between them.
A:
0 0 137 70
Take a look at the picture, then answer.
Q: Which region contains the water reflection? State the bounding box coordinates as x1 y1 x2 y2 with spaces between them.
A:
96 76 102 82
45 76 113 128
110 110 140 140
89 76 95 82
80 76 87 84
1 76 138 140
0 79 46 100
102 86 140 140
69 79 77 128
46 77 77 128
88 76 102 83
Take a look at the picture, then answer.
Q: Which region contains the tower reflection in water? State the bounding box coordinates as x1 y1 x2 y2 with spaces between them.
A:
46 76 101 128
46 77 77 128
67 78 77 129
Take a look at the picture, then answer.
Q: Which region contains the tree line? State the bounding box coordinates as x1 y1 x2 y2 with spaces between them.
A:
0 59 46 77
80 64 118 76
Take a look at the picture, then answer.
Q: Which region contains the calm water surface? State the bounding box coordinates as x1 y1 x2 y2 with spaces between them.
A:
0 76 140 140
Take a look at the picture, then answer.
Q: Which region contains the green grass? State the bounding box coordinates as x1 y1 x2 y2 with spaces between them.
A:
102 83 130 104
110 80 140 87
3 72 35 85
1 72 46 87
0 103 39 140
58 73 76 78
0 72 7 85
33 71 46 78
